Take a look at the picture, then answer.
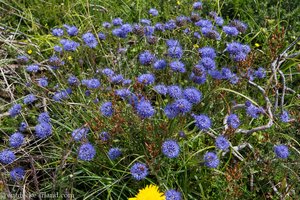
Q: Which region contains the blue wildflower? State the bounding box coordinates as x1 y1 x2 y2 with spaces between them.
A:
215 136 230 151
98 32 106 40
183 88 202 104
195 19 213 29
52 28 64 37
71 127 88 141
274 145 289 159
108 147 122 160
38 112 50 124
173 99 192 114
204 152 219 168
164 20 176 30
82 78 100 89
136 100 155 119
23 94 37 105
0 149 16 164
102 68 115 77
164 104 179 119
82 32 98 48
193 2 203 10
168 85 182 99
139 51 155 66
115 88 131 99
9 132 24 148
60 39 80 51
162 139 180 158
149 8 159 16
170 61 186 73
9 104 22 117
102 22 112 28
63 24 78 36
137 73 155 85
26 64 39 73
200 57 216 70
16 55 29 64
19 122 27 132
255 67 266 79
222 26 239 36
280 110 290 123
112 18 123 26
166 39 180 47
144 26 155 36
35 122 52 139
99 131 110 142
130 162 148 180
165 189 182 200
140 19 151 25
154 84 168 95
37 77 48 87
110 74 124 84
168 46 183 59
78 143 96 161
100 102 114 117
153 59 167 70
154 23 165 31
10 167 25 181
192 114 212 130
227 114 240 129
201 28 221 40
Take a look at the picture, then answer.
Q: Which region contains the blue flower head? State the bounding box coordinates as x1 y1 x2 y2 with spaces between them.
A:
137 74 155 85
108 147 122 160
9 132 24 148
82 78 100 89
26 64 39 73
280 110 290 123
193 2 203 10
130 162 148 180
17 55 29 64
10 167 25 181
139 51 155 66
170 61 186 73
204 152 219 168
72 127 88 141
0 149 15 164
112 18 123 26
192 114 212 130
60 39 80 51
78 143 96 161
82 32 98 48
102 68 115 77
173 99 192 114
19 122 27 132
154 84 168 95
222 26 239 36
136 100 155 119
99 131 110 142
183 87 202 104
168 46 183 59
162 139 180 158
52 28 64 37
9 104 22 117
63 24 78 36
215 136 230 151
274 145 289 159
165 189 182 200
35 122 52 139
226 113 240 129
149 8 158 16
37 77 48 87
23 94 37 105
168 85 183 99
100 102 114 117
153 59 167 70
164 104 179 119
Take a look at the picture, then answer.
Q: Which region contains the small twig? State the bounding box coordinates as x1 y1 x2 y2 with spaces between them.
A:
270 181 283 200
278 70 286 112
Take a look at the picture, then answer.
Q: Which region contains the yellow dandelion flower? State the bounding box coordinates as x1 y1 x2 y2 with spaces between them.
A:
68 56 72 61
193 44 199 48
177 1 181 5
129 184 165 200
255 43 260 47
27 49 32 54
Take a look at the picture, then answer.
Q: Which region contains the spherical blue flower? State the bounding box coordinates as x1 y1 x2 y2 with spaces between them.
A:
192 114 212 130
225 42 242 55
130 162 148 180
112 17 123 26
100 102 114 117
193 2 203 10
195 19 213 29
164 20 176 30
222 26 239 36
102 68 115 77
112 28 127 38
193 31 201 39
26 64 39 73
122 79 132 85
108 147 122 160
110 74 124 84
221 67 233 79
153 59 167 70
230 20 248 33
99 131 110 142
53 45 63 52
19 122 27 132
139 51 155 66
149 8 159 16
154 23 165 31
9 132 24 148
245 102 263 118
165 189 182 200
164 104 179 119
190 72 207 85
102 22 112 28
82 32 98 48
98 32 106 40
280 110 290 123
183 28 190 34
121 23 133 34
170 61 186 73
209 70 223 80
63 25 78 36
166 39 180 47
60 39 80 51
53 90 69 101
204 152 219 168
140 19 151 25
136 100 155 119
168 85 182 99
72 127 88 141
115 88 131 99
23 94 37 105
201 28 221 40
16 55 29 64
274 145 289 159
200 57 216 70
215 16 224 26
215 136 230 151
35 122 52 139
68 75 79 86
52 28 64 37
154 84 168 95
255 67 266 79
176 16 188 26
230 74 239 84
38 112 50 124
162 139 180 158
0 149 15 164
82 78 100 89
227 114 240 129
137 73 155 85
78 143 96 161
168 46 183 59
9 104 22 117
10 167 25 181
37 77 48 87
173 99 192 114
183 88 202 104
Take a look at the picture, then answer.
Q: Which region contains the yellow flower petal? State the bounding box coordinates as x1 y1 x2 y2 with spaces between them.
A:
27 49 32 54
129 184 165 200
